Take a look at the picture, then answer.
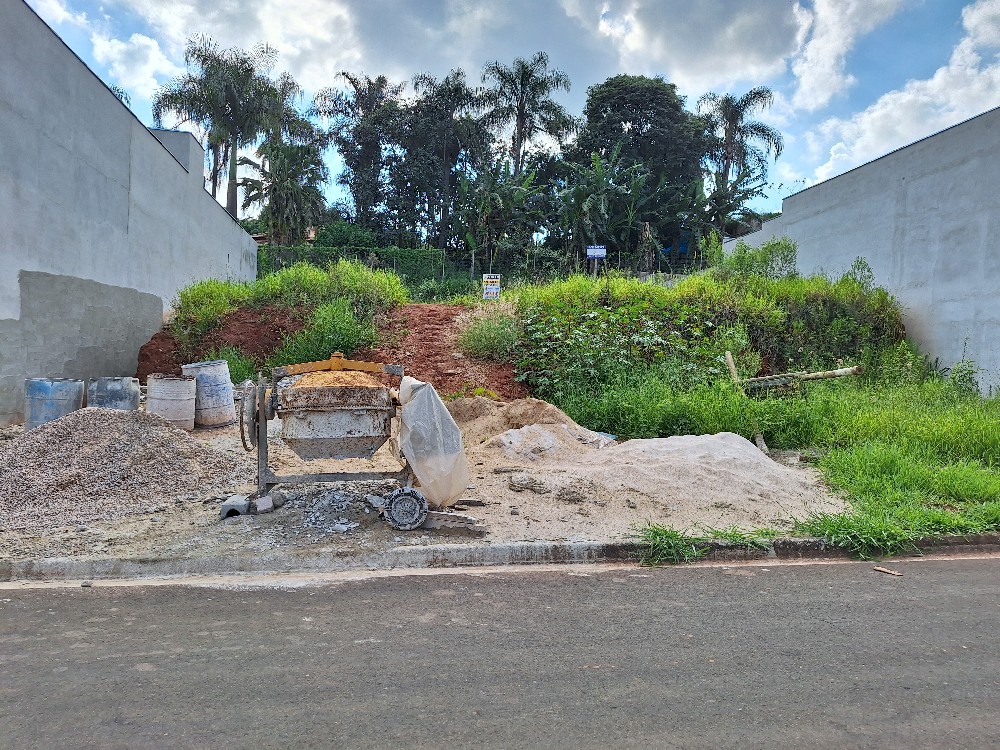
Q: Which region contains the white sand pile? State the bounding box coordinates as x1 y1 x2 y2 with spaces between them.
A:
0 408 246 532
447 397 843 541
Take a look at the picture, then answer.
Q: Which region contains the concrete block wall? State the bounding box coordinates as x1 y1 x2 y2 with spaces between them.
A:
0 1 257 425
728 107 1000 392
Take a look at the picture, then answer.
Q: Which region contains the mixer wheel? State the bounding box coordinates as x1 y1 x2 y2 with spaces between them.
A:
383 488 429 530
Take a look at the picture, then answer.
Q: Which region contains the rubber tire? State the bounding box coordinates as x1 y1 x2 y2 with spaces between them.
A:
384 487 429 530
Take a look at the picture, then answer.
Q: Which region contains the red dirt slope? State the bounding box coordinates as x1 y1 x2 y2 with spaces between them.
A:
358 304 528 400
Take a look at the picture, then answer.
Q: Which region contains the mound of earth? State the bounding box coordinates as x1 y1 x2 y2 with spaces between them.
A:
0 408 247 533
446 397 842 540
135 306 306 382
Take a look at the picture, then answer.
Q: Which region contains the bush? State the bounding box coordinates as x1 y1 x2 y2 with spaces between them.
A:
267 300 376 368
714 235 798 280
259 245 446 282
169 279 250 342
410 276 479 302
327 258 408 320
314 219 377 248
457 301 522 360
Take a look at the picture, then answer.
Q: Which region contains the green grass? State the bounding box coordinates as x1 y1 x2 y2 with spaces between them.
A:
266 300 376 368
171 260 408 342
457 303 522 360
635 526 709 565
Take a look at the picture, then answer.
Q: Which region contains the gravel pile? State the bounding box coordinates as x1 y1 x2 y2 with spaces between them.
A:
0 408 247 532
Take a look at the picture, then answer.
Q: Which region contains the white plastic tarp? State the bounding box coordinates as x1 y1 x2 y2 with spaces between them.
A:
398 376 470 508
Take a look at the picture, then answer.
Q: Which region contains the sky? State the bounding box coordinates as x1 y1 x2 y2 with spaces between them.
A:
26 0 1000 213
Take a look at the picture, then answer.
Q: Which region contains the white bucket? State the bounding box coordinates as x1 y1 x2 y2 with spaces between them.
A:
147 374 196 430
181 359 237 428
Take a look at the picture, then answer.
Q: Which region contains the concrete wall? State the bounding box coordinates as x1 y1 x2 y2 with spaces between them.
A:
729 107 1000 391
0 1 258 425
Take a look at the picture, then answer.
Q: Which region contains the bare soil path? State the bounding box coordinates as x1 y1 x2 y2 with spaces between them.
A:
359 303 528 399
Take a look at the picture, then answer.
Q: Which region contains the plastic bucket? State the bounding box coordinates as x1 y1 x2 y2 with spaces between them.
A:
181 360 237 428
24 378 85 431
147 374 196 430
87 377 141 411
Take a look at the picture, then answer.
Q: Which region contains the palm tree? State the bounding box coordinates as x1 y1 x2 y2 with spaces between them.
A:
481 52 573 176
698 86 783 187
239 141 328 245
153 36 281 218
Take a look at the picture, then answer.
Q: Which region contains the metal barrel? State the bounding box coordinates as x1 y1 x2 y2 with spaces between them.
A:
146 374 196 430
87 376 141 411
181 360 237 428
24 378 85 431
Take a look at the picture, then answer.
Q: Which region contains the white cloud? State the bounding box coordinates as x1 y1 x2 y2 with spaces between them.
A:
811 0 1000 182
562 0 802 94
790 0 909 111
91 32 183 99
28 0 89 28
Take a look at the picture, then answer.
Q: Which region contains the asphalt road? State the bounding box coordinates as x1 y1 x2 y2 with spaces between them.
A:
2 558 999 749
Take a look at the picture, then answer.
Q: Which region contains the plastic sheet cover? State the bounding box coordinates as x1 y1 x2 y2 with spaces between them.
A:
398 376 470 508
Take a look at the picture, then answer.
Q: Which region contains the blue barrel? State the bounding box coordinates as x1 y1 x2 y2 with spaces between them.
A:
24 378 86 431
87 377 141 411
181 360 237 427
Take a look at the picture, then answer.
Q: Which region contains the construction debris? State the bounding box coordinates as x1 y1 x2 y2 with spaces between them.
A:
0 408 245 533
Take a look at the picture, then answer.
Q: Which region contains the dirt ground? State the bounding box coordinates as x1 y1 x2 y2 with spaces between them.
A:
356 303 528 400
3 304 841 564
0 401 843 562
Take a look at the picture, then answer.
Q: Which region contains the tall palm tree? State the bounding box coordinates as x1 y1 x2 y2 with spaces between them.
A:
153 36 280 218
481 52 573 176
698 86 783 187
239 141 328 245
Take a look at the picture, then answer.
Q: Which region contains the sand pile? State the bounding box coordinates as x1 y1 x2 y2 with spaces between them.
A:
446 397 843 540
0 408 246 532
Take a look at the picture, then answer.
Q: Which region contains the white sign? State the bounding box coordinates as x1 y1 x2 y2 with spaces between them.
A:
482 274 501 300
586 245 607 259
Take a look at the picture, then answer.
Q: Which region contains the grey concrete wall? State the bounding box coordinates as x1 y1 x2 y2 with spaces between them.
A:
729 107 1000 392
0 1 258 425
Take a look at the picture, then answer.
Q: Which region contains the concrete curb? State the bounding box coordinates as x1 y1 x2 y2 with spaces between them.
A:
3 534 1000 582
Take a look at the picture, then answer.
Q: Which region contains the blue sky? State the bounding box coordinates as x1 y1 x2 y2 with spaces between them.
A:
26 0 1000 213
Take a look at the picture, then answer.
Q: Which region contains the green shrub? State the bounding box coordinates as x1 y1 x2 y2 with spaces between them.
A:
457 303 522 360
267 300 376 367
314 219 377 248
203 346 259 385
411 276 479 302
327 258 408 320
249 262 337 308
714 235 798 280
169 279 251 342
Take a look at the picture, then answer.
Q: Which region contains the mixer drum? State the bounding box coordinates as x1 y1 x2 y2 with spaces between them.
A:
275 370 394 460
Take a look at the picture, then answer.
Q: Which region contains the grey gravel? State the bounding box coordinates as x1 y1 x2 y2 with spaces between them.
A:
0 408 245 533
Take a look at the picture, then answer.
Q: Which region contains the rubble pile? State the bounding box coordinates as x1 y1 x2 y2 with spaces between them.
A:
0 408 246 532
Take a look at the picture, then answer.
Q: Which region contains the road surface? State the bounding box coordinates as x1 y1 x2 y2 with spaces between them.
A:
2 557 999 749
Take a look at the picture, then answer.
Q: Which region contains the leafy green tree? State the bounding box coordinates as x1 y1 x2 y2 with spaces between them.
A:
392 69 489 248
573 75 710 247
313 73 405 231
481 52 574 176
456 159 540 278
239 141 328 245
575 75 708 191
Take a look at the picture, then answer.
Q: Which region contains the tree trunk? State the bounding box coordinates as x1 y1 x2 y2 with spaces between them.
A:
226 140 239 218
209 143 220 198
